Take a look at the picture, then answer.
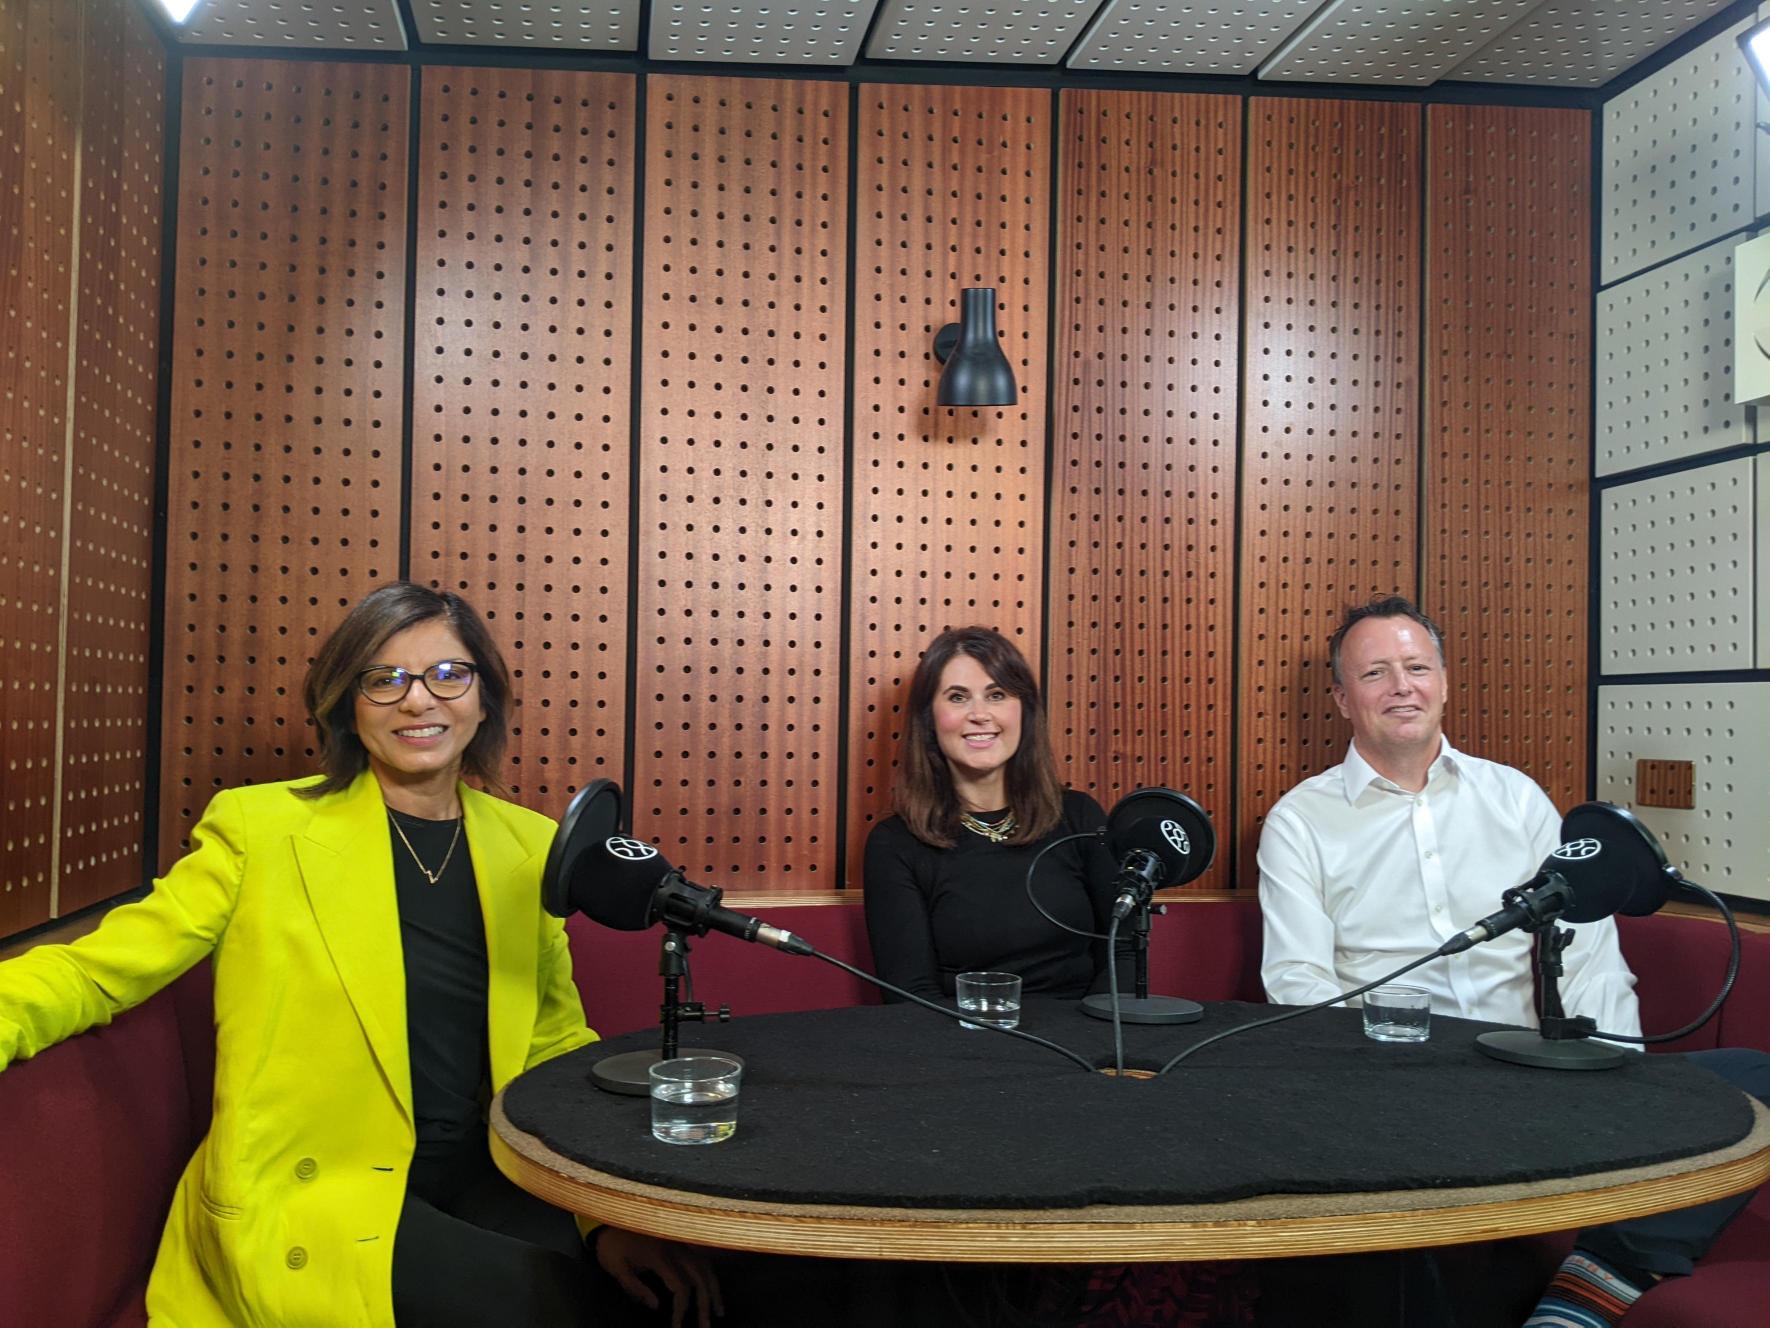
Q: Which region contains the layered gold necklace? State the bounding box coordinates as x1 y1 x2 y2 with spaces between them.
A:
958 810 1017 844
389 809 463 885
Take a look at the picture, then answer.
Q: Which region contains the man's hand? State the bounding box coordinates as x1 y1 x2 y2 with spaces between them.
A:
592 1227 724 1328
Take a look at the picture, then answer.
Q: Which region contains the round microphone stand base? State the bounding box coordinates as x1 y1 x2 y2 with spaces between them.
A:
1079 994 1204 1025
590 1048 746 1097
1474 1030 1627 1071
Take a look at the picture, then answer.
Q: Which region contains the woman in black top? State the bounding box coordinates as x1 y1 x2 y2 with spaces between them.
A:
863 625 1123 1001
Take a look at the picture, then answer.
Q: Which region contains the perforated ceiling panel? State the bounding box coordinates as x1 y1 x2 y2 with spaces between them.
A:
1260 0 1541 86
635 76 847 890
1425 105 1590 812
1237 98 1420 881
651 0 870 62
1447 0 1736 86
846 84 1051 882
1596 237 1748 477
1598 684 1770 902
179 0 408 46
162 60 408 855
0 0 77 933
1601 460 1755 675
411 68 636 812
865 0 1099 64
1068 0 1318 74
60 0 165 916
1047 89 1238 884
1601 16 1757 286
412 0 638 50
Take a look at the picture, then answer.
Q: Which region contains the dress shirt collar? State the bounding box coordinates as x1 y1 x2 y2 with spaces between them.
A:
1339 737 1465 803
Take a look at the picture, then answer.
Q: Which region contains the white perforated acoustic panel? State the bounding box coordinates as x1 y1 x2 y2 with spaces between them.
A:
1601 17 1757 286
1447 0 1735 87
1760 454 1770 666
413 1 637 48
1600 460 1755 674
1067 0 1318 74
1598 684 1770 902
179 0 407 46
1260 0 1540 86
651 0 870 62
865 0 1099 63
1596 238 1749 477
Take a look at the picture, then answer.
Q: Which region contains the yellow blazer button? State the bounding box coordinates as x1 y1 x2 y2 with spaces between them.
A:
286 1247 308 1270
295 1157 318 1181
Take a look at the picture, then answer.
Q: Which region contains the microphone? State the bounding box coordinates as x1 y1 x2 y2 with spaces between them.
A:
1104 787 1216 919
1438 872 1575 954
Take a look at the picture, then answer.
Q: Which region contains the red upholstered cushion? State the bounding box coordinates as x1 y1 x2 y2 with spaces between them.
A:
1622 1199 1770 1327
1713 922 1770 1056
1616 912 1734 1053
1144 899 1265 1004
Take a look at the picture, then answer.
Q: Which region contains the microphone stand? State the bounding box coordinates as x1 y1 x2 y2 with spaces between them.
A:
1475 925 1628 1070
590 928 741 1095
1079 899 1204 1026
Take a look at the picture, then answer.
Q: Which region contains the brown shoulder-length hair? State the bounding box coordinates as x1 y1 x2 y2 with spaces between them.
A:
297 582 512 798
893 626 1064 848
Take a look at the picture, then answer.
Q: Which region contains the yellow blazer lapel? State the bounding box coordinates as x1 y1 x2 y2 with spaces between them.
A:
463 787 542 1090
291 773 412 1123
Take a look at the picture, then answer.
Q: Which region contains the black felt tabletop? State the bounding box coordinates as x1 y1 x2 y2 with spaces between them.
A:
501 999 1754 1210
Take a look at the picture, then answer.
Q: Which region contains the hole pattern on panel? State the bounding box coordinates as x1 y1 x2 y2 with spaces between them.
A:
1238 98 1420 883
1447 0 1735 88
179 0 408 47
162 60 408 858
1067 0 1321 75
635 76 847 887
61 0 165 914
413 1 638 50
847 84 1052 886
412 68 636 813
1601 460 1754 673
1260 0 1541 87
1048 90 1239 888
651 0 870 64
1596 238 1748 476
865 0 1098 64
1601 17 1756 286
0 0 77 931
1598 685 1770 900
1425 106 1590 812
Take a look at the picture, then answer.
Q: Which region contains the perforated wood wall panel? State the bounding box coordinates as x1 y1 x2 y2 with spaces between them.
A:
1237 98 1420 880
1048 90 1238 886
634 76 847 887
1598 684 1770 902
0 0 78 932
847 84 1052 882
59 0 165 915
1596 237 1748 477
1424 105 1590 813
412 68 635 812
162 60 409 856
1601 460 1755 674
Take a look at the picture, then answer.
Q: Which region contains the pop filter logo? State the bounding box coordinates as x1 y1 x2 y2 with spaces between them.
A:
1161 818 1190 857
1551 838 1602 862
606 836 658 861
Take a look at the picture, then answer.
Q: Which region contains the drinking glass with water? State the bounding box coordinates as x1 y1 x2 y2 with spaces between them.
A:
955 971 1022 1031
649 1056 742 1144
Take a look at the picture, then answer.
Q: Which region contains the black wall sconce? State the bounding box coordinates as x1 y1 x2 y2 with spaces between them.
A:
933 287 1018 408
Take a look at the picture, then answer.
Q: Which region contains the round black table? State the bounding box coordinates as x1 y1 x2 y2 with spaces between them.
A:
491 1000 1770 1261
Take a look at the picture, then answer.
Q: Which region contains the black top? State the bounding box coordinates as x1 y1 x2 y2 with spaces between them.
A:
862 789 1123 1000
389 809 490 1184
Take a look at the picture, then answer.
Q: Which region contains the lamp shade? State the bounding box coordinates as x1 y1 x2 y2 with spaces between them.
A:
1742 18 1770 98
936 287 1018 407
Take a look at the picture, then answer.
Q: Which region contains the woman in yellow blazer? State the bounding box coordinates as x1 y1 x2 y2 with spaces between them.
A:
0 584 716 1327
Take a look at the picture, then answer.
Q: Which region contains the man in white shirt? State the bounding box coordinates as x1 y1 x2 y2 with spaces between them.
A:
1258 595 1768 1328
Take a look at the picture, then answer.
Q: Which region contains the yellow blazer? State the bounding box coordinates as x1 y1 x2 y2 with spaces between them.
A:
0 772 598 1327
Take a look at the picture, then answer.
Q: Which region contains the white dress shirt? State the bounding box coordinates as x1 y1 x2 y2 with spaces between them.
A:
1258 739 1641 1038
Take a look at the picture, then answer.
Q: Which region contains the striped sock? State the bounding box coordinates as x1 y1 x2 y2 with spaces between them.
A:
1523 1250 1650 1327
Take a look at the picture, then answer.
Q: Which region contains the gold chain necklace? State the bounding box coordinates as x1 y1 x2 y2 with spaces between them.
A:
958 811 1017 844
388 810 463 885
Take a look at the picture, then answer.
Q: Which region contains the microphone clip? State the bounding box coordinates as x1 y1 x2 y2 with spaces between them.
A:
1501 873 1573 935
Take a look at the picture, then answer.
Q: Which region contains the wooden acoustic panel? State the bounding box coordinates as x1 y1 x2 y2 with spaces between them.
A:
1049 89 1240 887
162 60 408 858
1238 98 1421 883
60 0 165 913
0 0 79 933
412 67 636 814
1425 105 1590 811
635 75 848 888
847 84 1052 883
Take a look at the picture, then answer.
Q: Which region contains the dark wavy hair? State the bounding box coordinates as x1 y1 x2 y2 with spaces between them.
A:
1328 594 1446 685
298 582 511 798
893 626 1063 848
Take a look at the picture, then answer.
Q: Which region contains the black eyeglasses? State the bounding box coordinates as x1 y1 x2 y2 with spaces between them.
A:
355 660 479 706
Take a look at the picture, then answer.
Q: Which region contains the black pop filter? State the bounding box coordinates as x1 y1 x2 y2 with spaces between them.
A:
1554 801 1677 923
540 778 625 919
1105 787 1215 889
